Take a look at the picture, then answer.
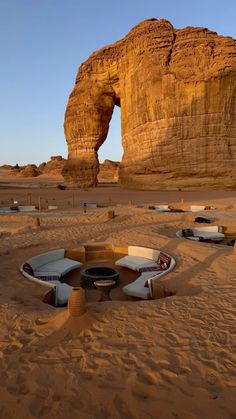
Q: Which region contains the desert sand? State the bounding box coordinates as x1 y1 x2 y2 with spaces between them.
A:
1 170 236 418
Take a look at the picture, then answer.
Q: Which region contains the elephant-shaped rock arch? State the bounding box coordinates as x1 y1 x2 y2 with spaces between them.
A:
63 19 236 190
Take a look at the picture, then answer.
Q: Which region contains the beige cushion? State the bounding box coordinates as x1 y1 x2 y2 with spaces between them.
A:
128 246 160 260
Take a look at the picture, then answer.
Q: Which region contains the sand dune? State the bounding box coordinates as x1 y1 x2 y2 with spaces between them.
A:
0 174 236 418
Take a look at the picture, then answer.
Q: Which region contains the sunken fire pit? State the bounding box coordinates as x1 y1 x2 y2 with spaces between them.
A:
80 267 120 289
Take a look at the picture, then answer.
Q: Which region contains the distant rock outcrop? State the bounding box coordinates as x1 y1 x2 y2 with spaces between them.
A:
41 156 66 175
63 18 236 190
7 156 66 177
4 158 120 183
19 164 39 177
38 162 47 173
98 159 120 182
9 164 22 176
0 164 12 170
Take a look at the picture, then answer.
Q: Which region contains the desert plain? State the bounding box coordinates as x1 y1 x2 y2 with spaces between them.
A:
1 168 236 418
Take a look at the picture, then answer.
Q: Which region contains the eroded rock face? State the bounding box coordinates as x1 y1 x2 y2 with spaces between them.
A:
63 19 236 189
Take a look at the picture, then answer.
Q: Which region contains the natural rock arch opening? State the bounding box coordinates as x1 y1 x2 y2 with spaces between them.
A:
98 105 122 163
63 18 236 190
98 106 122 183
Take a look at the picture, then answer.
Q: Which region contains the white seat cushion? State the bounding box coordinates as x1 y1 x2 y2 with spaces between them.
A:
194 231 224 240
38 258 82 275
123 274 151 299
56 283 73 306
28 249 65 270
115 256 157 271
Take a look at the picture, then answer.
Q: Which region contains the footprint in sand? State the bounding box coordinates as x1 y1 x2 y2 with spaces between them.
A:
121 355 138 366
113 315 126 322
3 342 23 354
90 323 104 333
18 336 31 345
116 327 125 337
35 318 49 326
212 330 230 346
23 327 35 335
160 368 178 383
82 329 93 338
138 371 158 385
129 330 144 339
205 371 218 385
86 358 100 370
97 315 110 324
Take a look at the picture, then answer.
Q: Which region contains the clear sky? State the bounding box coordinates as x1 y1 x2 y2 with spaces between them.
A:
0 0 235 165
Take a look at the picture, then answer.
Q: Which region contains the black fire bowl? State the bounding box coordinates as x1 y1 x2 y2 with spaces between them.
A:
80 267 120 289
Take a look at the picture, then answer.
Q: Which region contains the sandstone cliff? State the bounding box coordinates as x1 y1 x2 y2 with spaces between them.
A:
54 20 236 188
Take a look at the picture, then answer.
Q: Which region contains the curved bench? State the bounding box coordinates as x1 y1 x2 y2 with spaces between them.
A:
115 246 175 299
20 249 82 306
176 226 224 243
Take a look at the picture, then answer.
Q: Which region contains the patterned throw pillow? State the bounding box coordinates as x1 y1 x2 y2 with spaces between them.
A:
157 252 171 270
23 262 34 276
35 275 60 282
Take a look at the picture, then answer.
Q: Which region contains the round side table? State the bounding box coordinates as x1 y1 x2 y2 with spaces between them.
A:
94 280 116 301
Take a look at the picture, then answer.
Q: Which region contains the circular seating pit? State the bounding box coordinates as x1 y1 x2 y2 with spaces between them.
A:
20 243 176 306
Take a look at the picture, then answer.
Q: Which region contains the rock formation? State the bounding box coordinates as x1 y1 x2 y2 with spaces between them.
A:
98 159 120 182
37 162 47 173
41 156 66 175
9 164 39 177
64 20 235 188
6 157 120 182
19 164 39 177
7 156 66 177
9 164 23 176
